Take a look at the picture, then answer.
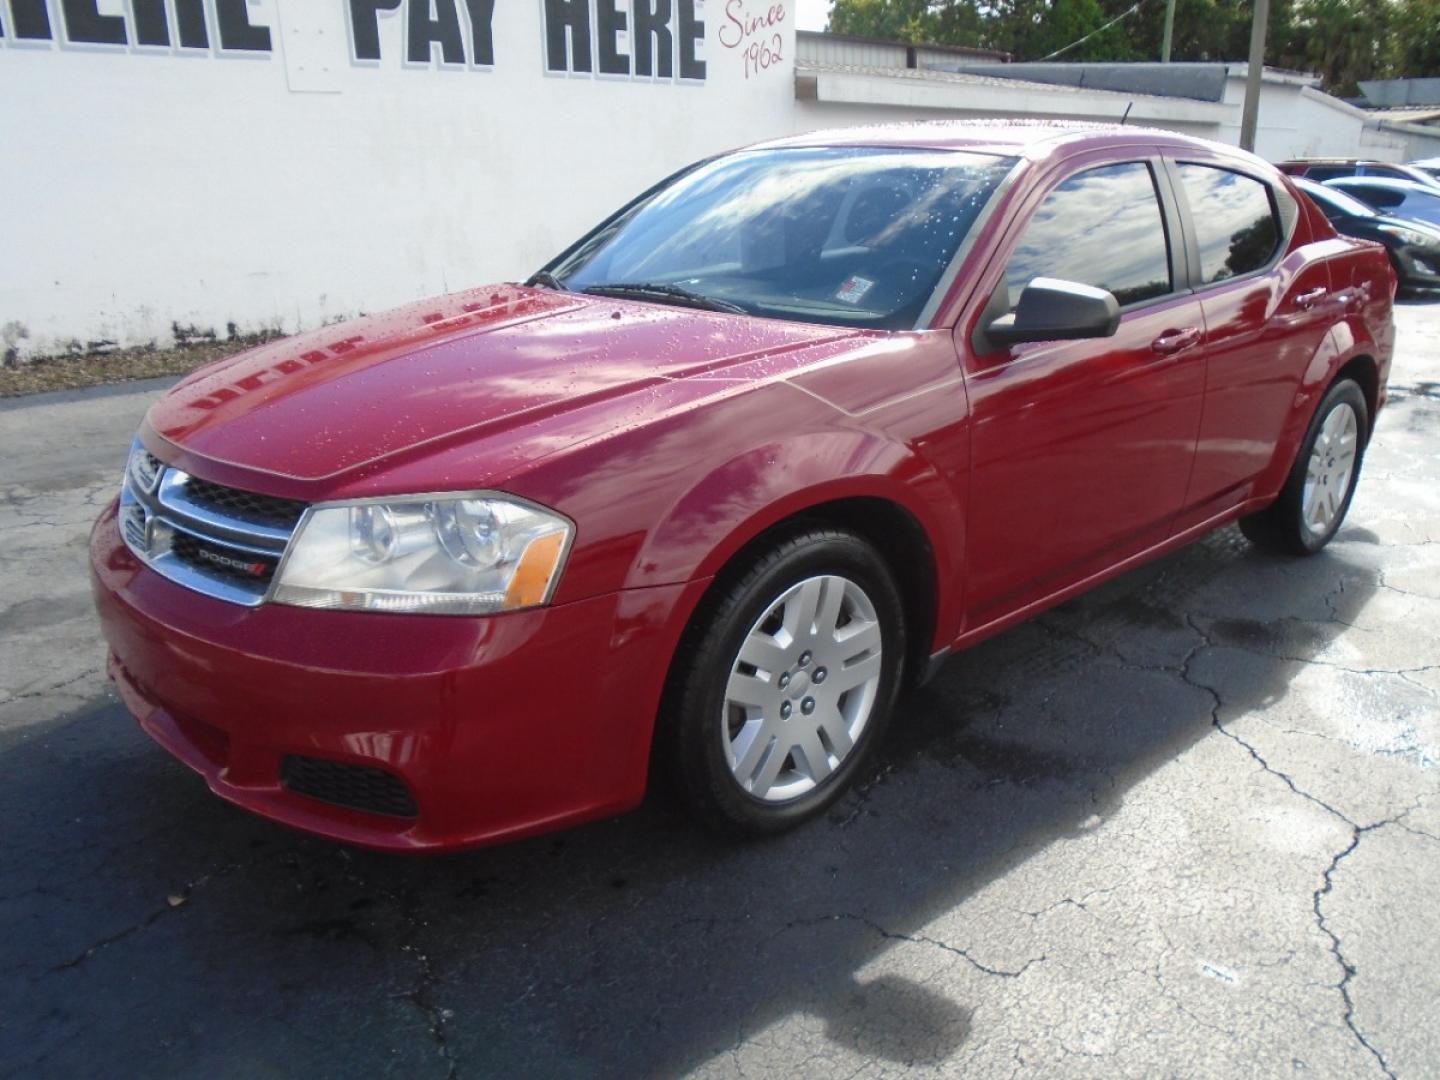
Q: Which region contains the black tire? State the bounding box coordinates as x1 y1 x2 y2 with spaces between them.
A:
1239 378 1369 555
659 527 907 835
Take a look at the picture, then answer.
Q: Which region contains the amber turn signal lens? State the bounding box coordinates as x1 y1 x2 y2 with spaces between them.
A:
504 531 567 609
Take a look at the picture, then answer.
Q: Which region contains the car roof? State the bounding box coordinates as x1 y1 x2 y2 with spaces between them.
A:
747 119 1261 167
1326 176 1440 194
1294 177 1376 210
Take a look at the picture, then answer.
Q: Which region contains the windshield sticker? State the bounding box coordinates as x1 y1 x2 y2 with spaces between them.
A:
835 276 876 304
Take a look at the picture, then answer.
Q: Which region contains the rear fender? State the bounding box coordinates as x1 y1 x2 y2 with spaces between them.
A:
1252 280 1388 500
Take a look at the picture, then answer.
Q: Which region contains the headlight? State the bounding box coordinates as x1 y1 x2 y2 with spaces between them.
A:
1376 223 1440 247
272 495 573 615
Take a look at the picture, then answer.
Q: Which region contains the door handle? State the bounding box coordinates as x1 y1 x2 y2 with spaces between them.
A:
1151 327 1201 355
1295 287 1328 310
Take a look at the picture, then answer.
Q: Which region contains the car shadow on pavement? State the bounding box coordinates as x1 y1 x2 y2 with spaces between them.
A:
0 526 1380 1077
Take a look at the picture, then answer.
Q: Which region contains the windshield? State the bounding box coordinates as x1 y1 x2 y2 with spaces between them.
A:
543 147 1017 331
1298 180 1375 218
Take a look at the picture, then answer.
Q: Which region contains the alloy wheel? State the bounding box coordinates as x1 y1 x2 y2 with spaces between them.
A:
722 574 884 802
1301 401 1359 537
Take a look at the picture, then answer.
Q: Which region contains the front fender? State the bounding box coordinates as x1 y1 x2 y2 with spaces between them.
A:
628 427 964 650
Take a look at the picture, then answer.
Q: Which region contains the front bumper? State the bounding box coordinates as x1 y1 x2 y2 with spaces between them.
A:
90 500 696 852
1395 244 1440 289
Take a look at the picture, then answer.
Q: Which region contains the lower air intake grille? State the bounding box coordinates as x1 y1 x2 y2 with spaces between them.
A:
281 755 419 818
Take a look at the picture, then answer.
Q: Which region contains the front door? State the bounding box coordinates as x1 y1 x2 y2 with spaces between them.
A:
960 157 1207 630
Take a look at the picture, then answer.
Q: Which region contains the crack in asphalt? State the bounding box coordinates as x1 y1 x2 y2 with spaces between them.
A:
394 942 459 1080
382 883 460 1079
787 913 1046 979
1313 823 1401 1080
48 870 215 975
1018 886 1115 921
0 666 102 709
1178 612 1414 1079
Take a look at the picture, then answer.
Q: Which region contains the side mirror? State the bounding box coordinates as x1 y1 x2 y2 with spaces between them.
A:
985 277 1121 347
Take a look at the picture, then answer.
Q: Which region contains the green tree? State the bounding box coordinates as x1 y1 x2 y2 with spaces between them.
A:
825 0 1440 86
989 0 1139 60
827 0 945 41
1387 0 1440 78
1271 0 1392 95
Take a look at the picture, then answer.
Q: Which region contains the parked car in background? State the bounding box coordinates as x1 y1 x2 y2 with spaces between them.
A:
92 124 1395 852
1279 158 1440 189
1410 158 1440 182
1323 176 1440 229
1296 177 1440 292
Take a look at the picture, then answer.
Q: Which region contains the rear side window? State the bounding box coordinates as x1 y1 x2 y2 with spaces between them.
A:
1176 165 1281 283
1394 189 1440 226
1004 162 1172 309
1350 185 1406 209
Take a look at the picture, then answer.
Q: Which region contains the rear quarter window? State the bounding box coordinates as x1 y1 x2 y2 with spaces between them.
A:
1176 165 1281 283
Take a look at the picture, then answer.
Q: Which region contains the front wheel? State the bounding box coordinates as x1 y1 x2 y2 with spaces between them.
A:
1240 378 1369 555
660 528 906 835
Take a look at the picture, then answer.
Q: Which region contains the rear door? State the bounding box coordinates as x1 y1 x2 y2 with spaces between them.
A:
1169 160 1336 523
959 154 1207 628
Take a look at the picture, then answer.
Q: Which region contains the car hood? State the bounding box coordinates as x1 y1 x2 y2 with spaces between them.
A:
145 285 860 483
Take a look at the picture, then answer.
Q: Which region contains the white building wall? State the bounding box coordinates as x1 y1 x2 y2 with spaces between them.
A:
1 0 799 360
1216 70 1440 161
7 10 1436 363
796 34 907 68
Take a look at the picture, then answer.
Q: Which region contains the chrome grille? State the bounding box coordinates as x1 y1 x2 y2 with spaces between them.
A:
182 477 306 530
118 440 306 607
129 448 163 493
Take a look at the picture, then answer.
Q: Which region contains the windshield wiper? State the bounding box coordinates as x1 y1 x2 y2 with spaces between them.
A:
526 270 570 291
579 282 747 315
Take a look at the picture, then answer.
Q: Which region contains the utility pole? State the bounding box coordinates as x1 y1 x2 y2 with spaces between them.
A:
1239 0 1271 151
1161 0 1176 61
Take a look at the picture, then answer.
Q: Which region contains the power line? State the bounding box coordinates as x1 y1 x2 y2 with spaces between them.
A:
1036 0 1150 62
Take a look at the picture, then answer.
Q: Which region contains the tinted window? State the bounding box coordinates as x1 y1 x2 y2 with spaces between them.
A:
1004 162 1171 309
1299 182 1375 219
1177 165 1280 282
1305 165 1354 181
1343 184 1406 209
1393 189 1440 226
552 147 1016 331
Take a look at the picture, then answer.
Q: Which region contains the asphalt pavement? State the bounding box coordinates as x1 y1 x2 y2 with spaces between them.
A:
2 304 1438 1079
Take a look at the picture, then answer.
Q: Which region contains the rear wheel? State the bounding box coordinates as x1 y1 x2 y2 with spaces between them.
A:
661 528 906 835
1240 378 1368 555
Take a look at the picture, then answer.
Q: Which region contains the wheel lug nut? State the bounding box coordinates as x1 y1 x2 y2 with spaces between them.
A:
780 701 792 719
777 672 790 690
801 697 816 715
813 667 827 684
798 651 812 667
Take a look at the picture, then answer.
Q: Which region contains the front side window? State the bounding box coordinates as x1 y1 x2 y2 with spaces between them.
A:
549 147 1017 331
1176 165 1281 283
1004 162 1172 309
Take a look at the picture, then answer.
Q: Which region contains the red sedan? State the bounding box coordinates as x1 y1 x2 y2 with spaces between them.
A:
91 123 1395 852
